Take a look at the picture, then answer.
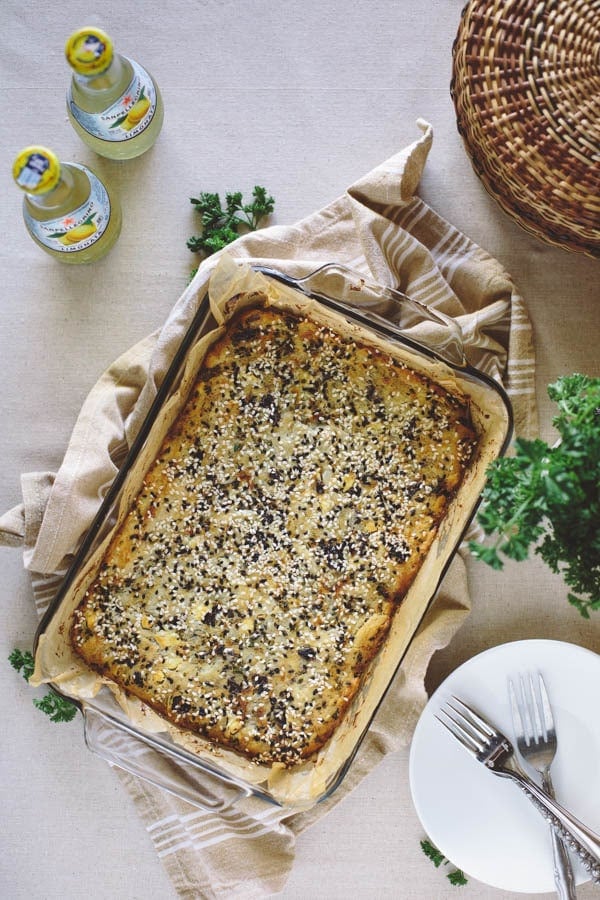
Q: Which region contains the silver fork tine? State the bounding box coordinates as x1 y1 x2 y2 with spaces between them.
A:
451 696 497 737
537 673 554 744
518 674 536 746
527 673 546 744
435 696 495 755
508 677 524 743
436 708 483 754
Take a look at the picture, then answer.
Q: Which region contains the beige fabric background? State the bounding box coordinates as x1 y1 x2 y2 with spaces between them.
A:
1 2 599 899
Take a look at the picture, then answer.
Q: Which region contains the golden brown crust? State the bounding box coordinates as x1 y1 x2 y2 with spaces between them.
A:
71 306 478 765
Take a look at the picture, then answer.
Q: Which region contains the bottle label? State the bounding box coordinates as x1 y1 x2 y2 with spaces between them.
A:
24 165 111 254
67 57 158 142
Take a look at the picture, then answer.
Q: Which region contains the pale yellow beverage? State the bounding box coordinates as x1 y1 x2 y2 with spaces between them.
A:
65 26 164 160
13 146 122 263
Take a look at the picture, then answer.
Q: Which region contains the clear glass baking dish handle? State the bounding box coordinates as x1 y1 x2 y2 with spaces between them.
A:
258 263 467 368
83 705 256 812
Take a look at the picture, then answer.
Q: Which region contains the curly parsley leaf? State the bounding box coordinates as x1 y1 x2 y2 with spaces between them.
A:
420 839 468 885
420 839 445 867
33 692 77 723
470 374 600 617
9 647 35 681
187 185 275 256
9 648 77 723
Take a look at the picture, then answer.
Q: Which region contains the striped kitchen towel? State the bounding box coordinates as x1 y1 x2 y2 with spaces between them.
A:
0 120 536 899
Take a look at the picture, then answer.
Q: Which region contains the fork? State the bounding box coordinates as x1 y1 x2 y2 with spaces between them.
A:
509 674 576 899
437 696 600 882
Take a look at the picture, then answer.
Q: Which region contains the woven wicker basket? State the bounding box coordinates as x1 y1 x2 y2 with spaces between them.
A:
451 0 600 258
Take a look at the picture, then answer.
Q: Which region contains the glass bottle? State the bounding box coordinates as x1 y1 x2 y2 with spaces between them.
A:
65 26 164 160
12 146 122 263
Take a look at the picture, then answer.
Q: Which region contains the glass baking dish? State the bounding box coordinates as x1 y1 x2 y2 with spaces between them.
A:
33 260 513 811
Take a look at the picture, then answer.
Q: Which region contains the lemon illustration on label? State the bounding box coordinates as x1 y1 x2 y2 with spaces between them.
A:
110 86 152 132
122 94 151 129
59 222 98 245
49 213 98 245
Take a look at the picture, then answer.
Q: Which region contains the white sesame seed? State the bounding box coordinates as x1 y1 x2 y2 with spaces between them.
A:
72 307 478 766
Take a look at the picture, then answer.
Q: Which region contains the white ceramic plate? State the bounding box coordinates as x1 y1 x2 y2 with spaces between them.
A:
409 639 600 893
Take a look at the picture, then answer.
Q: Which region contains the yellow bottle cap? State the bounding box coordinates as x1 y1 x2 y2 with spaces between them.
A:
65 27 114 76
13 146 61 195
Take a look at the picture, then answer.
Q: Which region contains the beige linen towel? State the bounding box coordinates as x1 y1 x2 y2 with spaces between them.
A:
0 120 536 900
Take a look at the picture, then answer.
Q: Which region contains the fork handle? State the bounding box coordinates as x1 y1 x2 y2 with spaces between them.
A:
543 773 577 900
550 822 578 899
506 768 600 884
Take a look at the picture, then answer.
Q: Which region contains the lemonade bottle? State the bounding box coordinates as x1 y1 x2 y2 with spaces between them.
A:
65 26 164 159
12 146 122 263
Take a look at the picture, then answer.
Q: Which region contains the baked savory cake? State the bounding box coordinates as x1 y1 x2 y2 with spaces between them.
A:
71 305 478 765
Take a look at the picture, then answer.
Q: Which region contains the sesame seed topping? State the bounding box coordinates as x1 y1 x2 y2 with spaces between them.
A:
71 306 478 766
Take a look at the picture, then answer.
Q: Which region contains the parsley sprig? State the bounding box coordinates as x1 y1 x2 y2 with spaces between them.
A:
9 649 77 723
187 186 275 256
470 374 600 617
421 839 468 885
